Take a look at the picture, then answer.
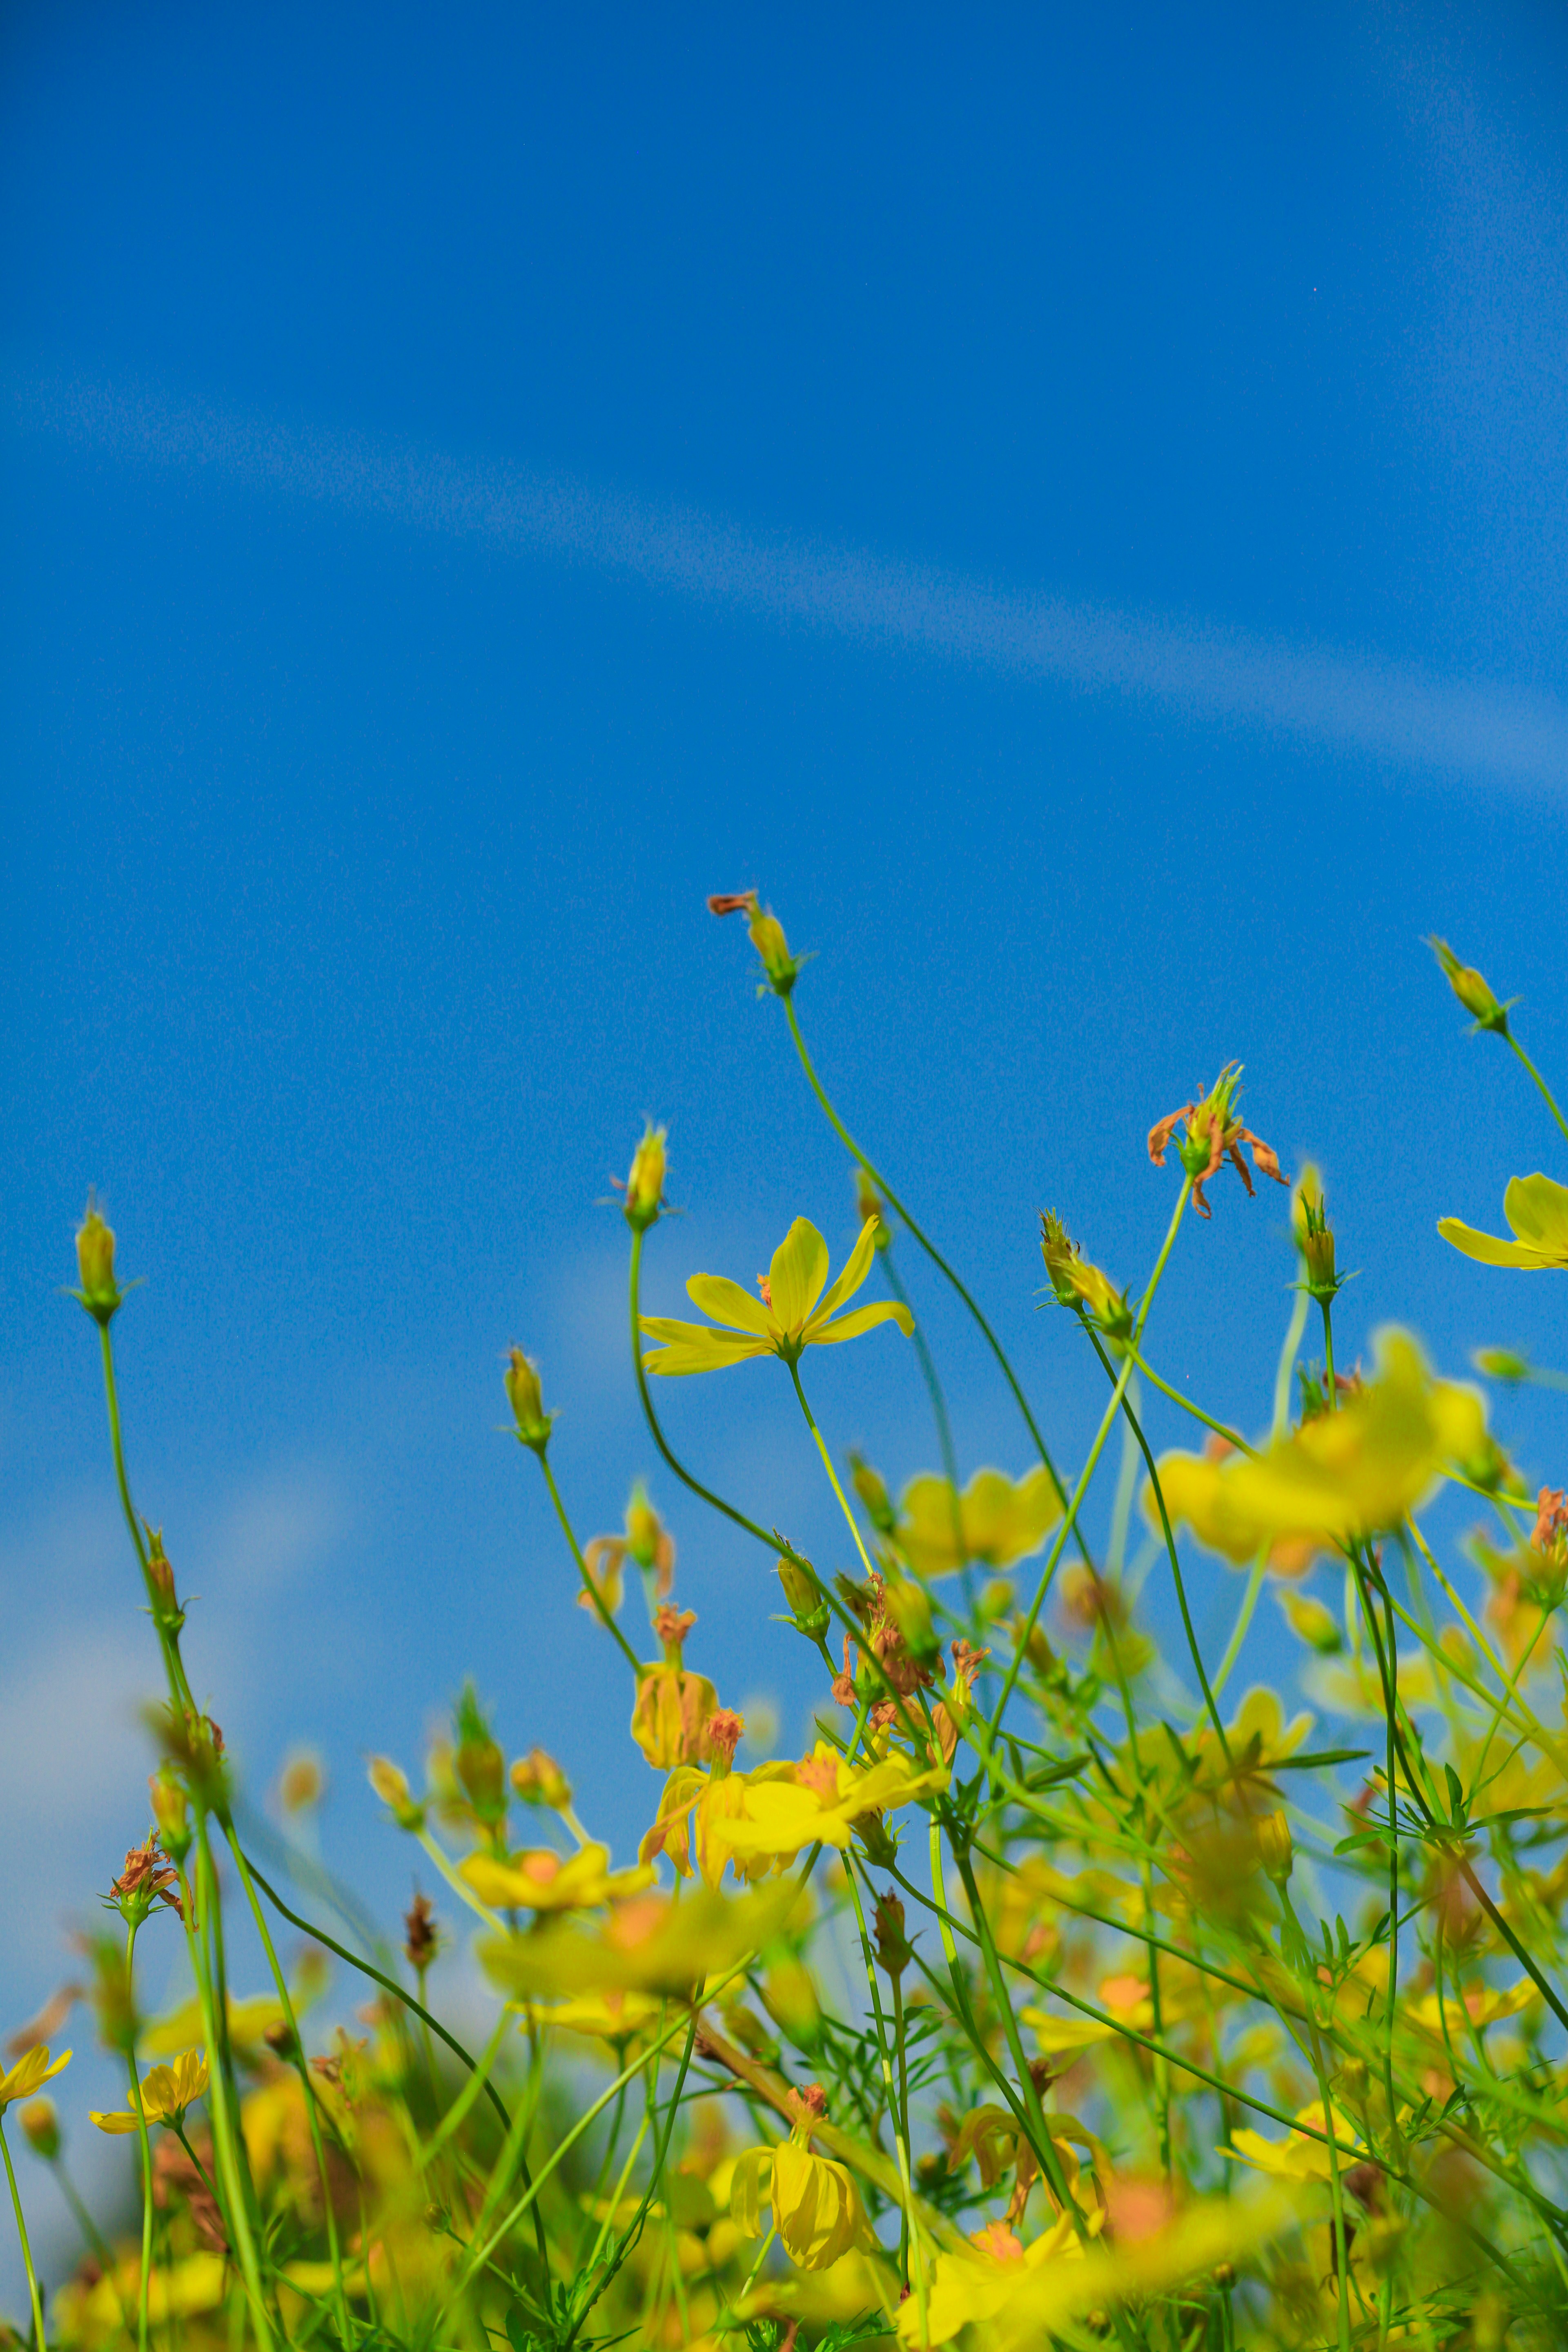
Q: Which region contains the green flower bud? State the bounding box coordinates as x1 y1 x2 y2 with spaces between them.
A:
1428 935 1509 1036
1474 1347 1530 1384
74 1198 123 1325
777 1556 831 1641
848 1451 896 1536
20 2099 60 2160
504 1348 555 1453
624 1124 667 1234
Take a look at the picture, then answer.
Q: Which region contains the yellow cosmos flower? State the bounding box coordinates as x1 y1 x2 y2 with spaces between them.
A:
478 1881 799 1999
705 1743 947 1869
640 1216 911 1376
896 1466 1062 1577
731 2090 872 2271
530 1990 665 2044
459 1842 655 1913
1222 2100 1364 2186
898 2209 1087 2346
1440 1173 1568 1271
0 2043 71 2113
91 2049 208 2134
1154 1330 1488 1562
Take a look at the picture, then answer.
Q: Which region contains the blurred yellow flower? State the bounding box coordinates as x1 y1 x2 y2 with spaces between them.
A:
1222 2100 1363 2185
896 1466 1061 1577
478 1882 800 1999
1154 1330 1488 1561
531 1990 665 2044
458 1842 654 1913
640 1216 911 1376
1440 1173 1568 1271
0 2043 70 2113
91 2049 208 2134
898 2209 1087 2346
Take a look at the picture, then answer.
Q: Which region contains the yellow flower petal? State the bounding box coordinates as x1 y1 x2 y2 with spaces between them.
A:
1439 1218 1557 1269
729 2146 775 2236
0 2045 71 2111
684 1274 775 1335
639 1321 773 1376
1505 1172 1568 1250
804 1299 913 1348
806 1215 880 1329
89 2107 144 2135
768 1218 831 1332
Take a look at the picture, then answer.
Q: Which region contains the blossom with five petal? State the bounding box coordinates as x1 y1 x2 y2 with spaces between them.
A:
640 1216 911 1376
895 1466 1061 1578
1439 1173 1568 1271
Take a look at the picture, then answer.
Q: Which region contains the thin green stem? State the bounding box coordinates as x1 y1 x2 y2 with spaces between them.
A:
1 2122 46 2352
787 1361 876 1582
1209 1553 1267 1705
124 1920 152 2352
1126 1345 1252 1455
782 996 1078 1520
535 1453 646 1677
1506 1031 1568 1149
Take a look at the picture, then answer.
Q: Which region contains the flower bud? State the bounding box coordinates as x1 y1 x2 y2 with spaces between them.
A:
1256 1809 1294 1885
848 1451 896 1537
854 1169 891 1249
761 1958 820 2048
1277 1590 1342 1654
777 1556 831 1641
1065 1255 1132 1340
707 888 804 997
1428 935 1509 1036
882 1573 939 1666
873 1892 912 1979
368 1755 425 1831
74 1198 123 1325
504 1348 555 1454
509 1748 572 1811
1474 1347 1530 1384
1292 1167 1340 1302
623 1124 667 1234
19 2099 59 2160
278 1750 326 1815
147 1768 192 1863
453 1687 508 1828
1038 1210 1082 1306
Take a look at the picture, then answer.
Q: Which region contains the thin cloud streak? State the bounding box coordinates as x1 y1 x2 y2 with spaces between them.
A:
13 368 1568 791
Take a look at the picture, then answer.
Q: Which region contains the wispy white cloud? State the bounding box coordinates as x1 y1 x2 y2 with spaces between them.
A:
11 368 1568 794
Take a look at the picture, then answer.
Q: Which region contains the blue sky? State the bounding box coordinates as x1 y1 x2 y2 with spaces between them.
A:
4 0 1568 2285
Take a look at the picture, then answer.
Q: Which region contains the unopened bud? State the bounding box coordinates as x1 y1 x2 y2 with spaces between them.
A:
147 1768 192 1862
504 1348 555 1454
1038 1210 1082 1306
623 1124 667 1234
848 1452 896 1536
278 1750 326 1815
761 1958 820 2048
1065 1256 1132 1340
1292 1167 1339 1301
854 1169 891 1248
1428 935 1509 1036
74 1198 123 1325
624 1481 662 1568
143 1528 185 1634
777 1556 831 1640
873 1892 913 1978
509 1748 572 1811
368 1755 425 1831
19 2099 59 2160
1277 1590 1341 1655
1256 1809 1294 1885
454 1709 507 1827
883 1574 939 1666
707 888 803 996
1474 1347 1530 1384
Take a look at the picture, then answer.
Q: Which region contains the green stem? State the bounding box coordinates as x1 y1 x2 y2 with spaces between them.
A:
1506 1031 1568 1149
221 1824 354 2337
1321 1294 1338 1406
1209 1553 1267 1704
782 996 1077 1520
1 2122 47 2352
186 1827 274 2346
1126 1345 1252 1455
842 1858 922 2320
242 1852 515 2137
787 1361 877 1582
881 1246 972 1612
535 1453 646 1677
124 1920 152 2352
1273 1286 1310 1440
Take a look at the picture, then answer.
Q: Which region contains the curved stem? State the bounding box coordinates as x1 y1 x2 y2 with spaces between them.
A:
1 2123 46 2352
1506 1032 1568 1149
1127 1345 1252 1456
782 996 1076 1519
1209 1553 1267 1705
882 1246 972 1611
535 1453 646 1677
1273 1287 1310 1440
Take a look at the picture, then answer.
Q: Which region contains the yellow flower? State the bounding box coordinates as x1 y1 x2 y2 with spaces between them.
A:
581 1481 676 1616
731 2089 871 2270
705 1743 947 1869
0 2044 71 2114
898 2210 1087 2346
531 1990 666 2044
896 1466 1062 1577
478 1882 799 1999
458 1842 654 1913
1154 1330 1488 1561
91 2049 208 2134
640 1216 911 1376
1440 1173 1568 1271
1222 2100 1363 2186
